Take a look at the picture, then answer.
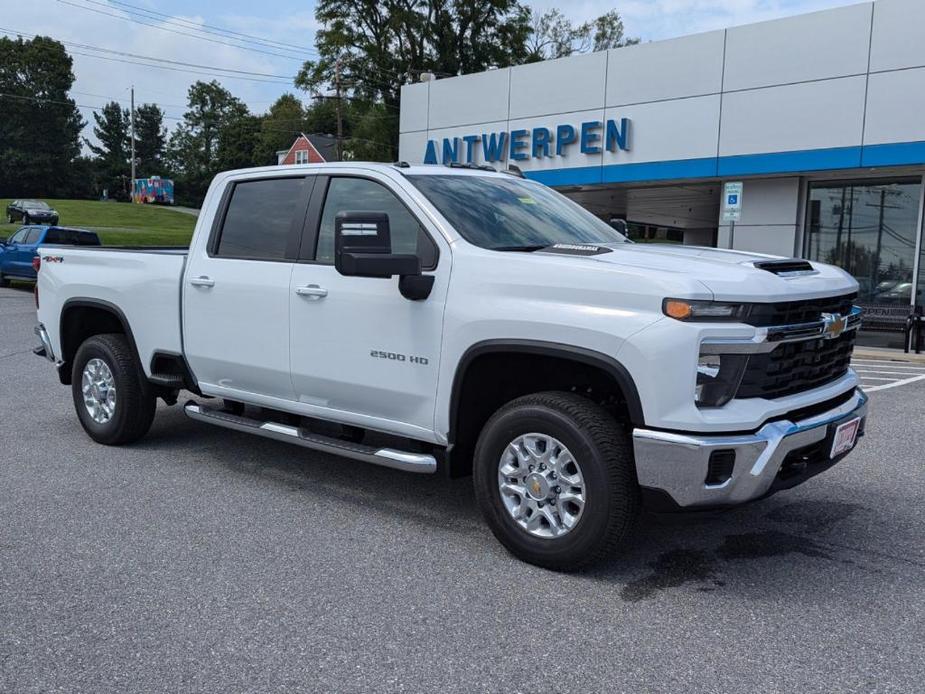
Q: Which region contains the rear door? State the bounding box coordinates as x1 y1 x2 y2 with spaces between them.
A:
288 173 449 439
183 175 315 403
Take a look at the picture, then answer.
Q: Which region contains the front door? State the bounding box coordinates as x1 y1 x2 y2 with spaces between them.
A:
4 227 38 278
288 175 448 440
183 175 314 403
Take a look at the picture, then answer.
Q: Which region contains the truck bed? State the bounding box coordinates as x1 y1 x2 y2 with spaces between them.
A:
37 246 188 376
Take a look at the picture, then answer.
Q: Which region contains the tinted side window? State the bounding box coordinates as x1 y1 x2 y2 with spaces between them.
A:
215 178 306 260
9 229 28 244
315 178 436 268
45 229 70 244
24 229 42 244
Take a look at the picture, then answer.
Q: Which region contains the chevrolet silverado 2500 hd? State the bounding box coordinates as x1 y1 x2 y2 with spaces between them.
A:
33 163 867 570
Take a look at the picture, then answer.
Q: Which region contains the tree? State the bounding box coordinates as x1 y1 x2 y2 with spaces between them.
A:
134 103 167 176
166 81 253 205
296 0 530 160
217 113 262 171
0 35 84 197
590 10 639 52
85 101 131 198
525 8 638 62
255 93 307 166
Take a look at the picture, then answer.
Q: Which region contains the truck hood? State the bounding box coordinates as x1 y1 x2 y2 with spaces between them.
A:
537 242 858 302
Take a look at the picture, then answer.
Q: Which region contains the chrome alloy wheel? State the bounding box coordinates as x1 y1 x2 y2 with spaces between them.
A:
81 358 117 424
497 433 586 539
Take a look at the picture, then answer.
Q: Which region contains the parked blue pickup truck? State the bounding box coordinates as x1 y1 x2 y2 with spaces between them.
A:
0 226 101 285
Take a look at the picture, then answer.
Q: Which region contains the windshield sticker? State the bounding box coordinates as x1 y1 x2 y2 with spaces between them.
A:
517 197 537 205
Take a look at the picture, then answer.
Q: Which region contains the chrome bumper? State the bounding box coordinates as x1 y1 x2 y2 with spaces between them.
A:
33 324 56 363
632 389 868 509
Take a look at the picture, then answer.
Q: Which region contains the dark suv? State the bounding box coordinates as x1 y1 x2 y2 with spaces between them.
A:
6 200 60 226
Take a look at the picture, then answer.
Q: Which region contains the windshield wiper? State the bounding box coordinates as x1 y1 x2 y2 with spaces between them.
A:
489 245 549 252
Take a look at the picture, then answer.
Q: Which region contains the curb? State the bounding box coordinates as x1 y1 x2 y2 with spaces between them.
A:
854 348 925 364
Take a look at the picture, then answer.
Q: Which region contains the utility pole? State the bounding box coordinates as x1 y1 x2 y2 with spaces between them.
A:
334 56 343 161
130 85 136 202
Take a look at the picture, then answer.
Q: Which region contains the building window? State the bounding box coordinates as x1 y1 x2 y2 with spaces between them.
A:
295 150 309 164
805 179 922 306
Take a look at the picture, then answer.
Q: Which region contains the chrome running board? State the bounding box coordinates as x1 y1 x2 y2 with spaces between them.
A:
183 402 437 474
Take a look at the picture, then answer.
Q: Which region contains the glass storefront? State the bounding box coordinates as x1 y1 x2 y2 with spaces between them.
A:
805 178 923 348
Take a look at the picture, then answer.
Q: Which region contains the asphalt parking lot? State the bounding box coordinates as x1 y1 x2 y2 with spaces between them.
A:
2 285 923 693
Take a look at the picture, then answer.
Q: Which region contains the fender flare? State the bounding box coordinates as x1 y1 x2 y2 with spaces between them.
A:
448 339 646 443
59 298 141 373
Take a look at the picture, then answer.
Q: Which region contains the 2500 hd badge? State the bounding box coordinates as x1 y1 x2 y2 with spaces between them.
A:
370 349 429 365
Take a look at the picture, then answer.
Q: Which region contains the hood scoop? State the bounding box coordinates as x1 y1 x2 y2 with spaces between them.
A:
540 243 613 256
753 259 818 277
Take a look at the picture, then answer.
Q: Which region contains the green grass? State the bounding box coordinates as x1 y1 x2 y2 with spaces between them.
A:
1 198 196 246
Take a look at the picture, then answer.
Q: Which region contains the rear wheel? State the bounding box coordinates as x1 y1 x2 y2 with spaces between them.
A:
71 333 157 445
473 391 639 571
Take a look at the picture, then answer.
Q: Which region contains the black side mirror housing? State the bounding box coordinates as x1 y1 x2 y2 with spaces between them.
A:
334 211 434 300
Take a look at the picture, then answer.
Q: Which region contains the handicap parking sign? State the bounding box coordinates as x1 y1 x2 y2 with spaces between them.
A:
722 182 743 222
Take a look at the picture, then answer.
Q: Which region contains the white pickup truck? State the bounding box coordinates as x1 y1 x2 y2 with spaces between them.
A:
34 163 867 570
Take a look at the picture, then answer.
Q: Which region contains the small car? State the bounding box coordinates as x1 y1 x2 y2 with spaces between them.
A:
0 225 100 284
6 200 60 226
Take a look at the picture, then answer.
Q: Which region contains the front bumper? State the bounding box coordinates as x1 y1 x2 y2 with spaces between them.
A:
632 388 868 510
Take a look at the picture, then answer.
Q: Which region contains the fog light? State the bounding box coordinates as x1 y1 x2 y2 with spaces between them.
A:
706 450 736 486
695 353 749 408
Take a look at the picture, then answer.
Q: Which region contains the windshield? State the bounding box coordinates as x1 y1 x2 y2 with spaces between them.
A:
407 174 627 250
24 201 50 210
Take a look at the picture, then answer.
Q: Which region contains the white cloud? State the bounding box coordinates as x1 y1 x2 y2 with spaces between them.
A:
530 0 863 41
5 0 316 150
7 0 865 152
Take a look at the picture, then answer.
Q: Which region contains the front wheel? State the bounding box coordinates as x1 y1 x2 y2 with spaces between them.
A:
71 333 157 445
21 214 29 225
473 392 639 571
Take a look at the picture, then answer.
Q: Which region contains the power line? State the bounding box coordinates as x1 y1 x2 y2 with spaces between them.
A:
0 27 295 81
57 0 309 62
102 0 319 55
67 49 294 84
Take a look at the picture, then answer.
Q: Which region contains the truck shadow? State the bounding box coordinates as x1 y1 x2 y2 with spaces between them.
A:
140 404 918 601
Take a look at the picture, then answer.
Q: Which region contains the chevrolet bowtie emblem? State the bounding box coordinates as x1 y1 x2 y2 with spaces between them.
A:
821 312 848 340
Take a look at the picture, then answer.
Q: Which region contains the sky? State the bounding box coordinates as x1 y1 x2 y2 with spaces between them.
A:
3 0 864 147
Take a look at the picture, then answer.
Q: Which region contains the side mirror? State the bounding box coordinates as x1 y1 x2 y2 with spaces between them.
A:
609 218 628 235
334 211 434 300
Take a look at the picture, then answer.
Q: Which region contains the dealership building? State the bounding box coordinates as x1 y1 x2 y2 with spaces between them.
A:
398 0 925 347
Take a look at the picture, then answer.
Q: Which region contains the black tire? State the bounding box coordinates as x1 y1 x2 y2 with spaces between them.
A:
473 392 639 571
71 333 157 445
0 273 8 288
6 213 12 223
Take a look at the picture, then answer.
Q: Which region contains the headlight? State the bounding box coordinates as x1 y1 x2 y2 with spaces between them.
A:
663 299 750 322
695 353 749 408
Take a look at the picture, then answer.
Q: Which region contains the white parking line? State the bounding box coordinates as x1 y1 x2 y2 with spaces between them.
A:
850 358 925 391
852 360 925 369
854 369 925 376
865 375 925 392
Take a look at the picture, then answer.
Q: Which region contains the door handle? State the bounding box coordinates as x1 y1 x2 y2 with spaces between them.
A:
295 284 328 299
189 276 215 288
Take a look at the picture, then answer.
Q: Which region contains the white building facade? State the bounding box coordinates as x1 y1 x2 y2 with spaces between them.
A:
398 0 925 347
